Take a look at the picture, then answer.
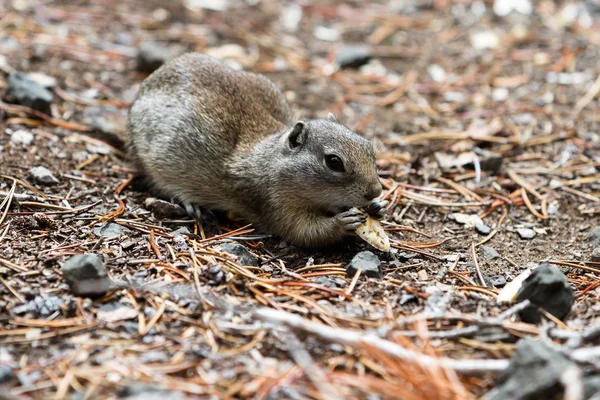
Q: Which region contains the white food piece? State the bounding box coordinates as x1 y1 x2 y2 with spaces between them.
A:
353 208 390 252
496 268 532 303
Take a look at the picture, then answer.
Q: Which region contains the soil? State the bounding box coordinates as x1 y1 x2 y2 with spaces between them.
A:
0 0 599 399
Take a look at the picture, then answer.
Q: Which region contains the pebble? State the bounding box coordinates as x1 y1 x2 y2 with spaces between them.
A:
61 254 112 297
346 251 381 279
587 227 600 247
10 129 34 146
443 91 465 103
136 42 171 73
427 64 446 82
0 365 14 383
470 31 500 49
417 269 428 281
516 263 574 323
29 166 59 185
25 72 57 88
218 243 259 266
83 106 127 137
488 339 572 400
489 275 507 288
475 221 492 235
516 228 536 240
314 26 340 42
592 247 600 263
145 198 187 219
492 87 509 102
336 45 372 69
5 72 54 114
94 222 131 238
480 245 500 261
13 294 63 316
97 302 138 322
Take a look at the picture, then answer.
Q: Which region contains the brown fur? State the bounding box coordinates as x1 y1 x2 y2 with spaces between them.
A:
128 53 382 247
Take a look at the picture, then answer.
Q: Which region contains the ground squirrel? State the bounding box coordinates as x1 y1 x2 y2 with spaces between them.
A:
128 53 385 247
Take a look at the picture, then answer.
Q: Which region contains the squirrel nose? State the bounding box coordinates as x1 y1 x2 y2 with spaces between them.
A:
364 182 382 200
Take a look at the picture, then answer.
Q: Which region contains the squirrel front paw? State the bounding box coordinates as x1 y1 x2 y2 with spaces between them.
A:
335 209 367 232
365 199 389 219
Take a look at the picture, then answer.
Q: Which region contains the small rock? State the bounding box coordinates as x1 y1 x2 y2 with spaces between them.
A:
336 45 372 69
475 221 492 235
590 247 600 262
280 4 302 32
489 275 507 288
29 166 59 185
218 243 259 266
427 64 446 82
5 72 54 114
314 26 340 42
61 254 112 297
516 263 574 323
136 42 171 73
487 338 573 400
172 227 191 236
25 72 57 88
0 365 14 383
480 245 500 261
94 222 131 238
492 87 509 102
13 294 63 316
450 213 483 228
83 106 127 137
417 270 428 281
516 228 536 240
470 31 500 49
346 251 381 279
587 227 600 247
145 198 187 219
443 91 465 103
97 302 138 322
10 129 34 146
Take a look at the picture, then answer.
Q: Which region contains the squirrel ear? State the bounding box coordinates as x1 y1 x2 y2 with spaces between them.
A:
327 112 339 123
288 121 307 148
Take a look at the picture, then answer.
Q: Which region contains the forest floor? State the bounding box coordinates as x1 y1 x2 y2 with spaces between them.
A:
1 0 599 399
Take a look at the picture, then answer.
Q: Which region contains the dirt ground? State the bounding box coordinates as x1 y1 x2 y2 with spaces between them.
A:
1 0 599 399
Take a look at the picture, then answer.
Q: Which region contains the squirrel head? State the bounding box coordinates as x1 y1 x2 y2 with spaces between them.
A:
277 113 382 215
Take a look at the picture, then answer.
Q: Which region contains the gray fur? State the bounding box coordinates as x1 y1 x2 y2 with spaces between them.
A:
127 53 382 247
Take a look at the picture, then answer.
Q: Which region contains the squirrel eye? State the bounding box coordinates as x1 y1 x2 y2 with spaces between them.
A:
325 154 345 172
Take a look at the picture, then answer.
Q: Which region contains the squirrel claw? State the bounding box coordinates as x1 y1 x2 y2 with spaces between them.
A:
335 209 367 232
365 199 388 219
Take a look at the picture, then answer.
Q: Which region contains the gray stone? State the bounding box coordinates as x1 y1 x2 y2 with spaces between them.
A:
94 222 131 237
10 129 34 146
475 221 492 235
487 339 574 400
219 243 259 266
136 42 171 73
145 198 187 219
29 166 59 185
5 72 53 114
13 293 63 316
592 247 600 263
97 302 137 322
61 254 112 297
480 245 500 260
347 251 381 279
489 275 507 288
516 263 574 323
83 105 127 137
517 228 536 240
172 227 191 236
587 227 600 247
336 45 372 69
0 364 14 383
